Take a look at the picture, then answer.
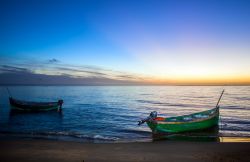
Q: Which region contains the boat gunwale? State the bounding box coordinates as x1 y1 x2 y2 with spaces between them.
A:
149 107 219 125
9 97 59 107
156 110 219 125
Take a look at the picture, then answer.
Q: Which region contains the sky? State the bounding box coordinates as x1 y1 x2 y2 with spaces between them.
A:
0 0 250 85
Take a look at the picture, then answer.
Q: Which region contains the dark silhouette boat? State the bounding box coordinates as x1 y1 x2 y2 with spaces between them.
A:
9 97 63 112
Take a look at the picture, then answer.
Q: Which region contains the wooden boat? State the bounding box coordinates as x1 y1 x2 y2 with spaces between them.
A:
146 107 219 133
9 97 63 112
138 90 224 134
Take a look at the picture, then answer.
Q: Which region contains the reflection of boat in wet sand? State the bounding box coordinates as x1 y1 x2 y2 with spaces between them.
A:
139 90 224 134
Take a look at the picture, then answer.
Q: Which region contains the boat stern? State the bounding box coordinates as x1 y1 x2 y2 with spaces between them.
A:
146 121 158 133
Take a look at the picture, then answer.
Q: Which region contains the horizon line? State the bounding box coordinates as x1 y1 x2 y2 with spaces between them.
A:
1 84 250 86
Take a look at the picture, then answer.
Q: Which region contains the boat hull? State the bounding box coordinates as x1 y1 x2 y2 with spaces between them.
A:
9 97 63 112
10 105 60 112
147 108 219 133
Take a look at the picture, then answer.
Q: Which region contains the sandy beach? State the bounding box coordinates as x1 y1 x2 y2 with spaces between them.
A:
0 139 249 162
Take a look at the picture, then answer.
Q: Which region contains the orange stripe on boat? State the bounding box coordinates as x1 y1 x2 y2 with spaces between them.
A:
155 117 165 121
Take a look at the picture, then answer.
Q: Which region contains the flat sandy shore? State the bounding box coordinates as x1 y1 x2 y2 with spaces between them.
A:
0 139 250 162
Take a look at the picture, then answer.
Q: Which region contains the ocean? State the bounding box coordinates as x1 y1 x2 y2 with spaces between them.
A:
0 86 249 142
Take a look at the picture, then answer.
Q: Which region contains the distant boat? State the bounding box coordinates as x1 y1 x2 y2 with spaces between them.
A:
138 90 224 134
9 97 63 112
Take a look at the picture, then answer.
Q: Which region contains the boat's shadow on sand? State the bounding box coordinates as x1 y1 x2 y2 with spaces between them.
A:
152 126 220 142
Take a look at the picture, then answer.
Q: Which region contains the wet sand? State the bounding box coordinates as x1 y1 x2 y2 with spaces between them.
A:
0 139 250 162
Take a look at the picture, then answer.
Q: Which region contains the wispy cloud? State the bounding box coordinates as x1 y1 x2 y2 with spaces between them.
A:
55 67 107 76
2 57 247 85
0 57 152 85
0 65 31 73
48 58 60 63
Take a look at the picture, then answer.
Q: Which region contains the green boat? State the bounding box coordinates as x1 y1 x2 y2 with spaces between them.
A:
138 90 224 134
9 97 63 112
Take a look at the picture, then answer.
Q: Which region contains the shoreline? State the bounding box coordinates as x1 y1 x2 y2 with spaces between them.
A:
0 139 250 162
1 132 250 143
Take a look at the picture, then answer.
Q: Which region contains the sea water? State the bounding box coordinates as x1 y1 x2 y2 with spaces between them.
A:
0 86 249 142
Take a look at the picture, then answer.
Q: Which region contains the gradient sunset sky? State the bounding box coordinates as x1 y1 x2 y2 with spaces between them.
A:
0 0 250 85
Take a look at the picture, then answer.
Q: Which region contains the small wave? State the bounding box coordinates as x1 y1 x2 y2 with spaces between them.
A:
162 103 194 107
233 96 250 101
222 105 249 110
76 103 93 107
136 100 163 105
118 129 151 135
140 93 152 96
192 96 210 99
93 135 119 141
0 131 119 142
220 130 250 137
221 120 250 125
136 99 197 108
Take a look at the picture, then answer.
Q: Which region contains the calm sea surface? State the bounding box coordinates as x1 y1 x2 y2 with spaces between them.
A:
0 86 249 142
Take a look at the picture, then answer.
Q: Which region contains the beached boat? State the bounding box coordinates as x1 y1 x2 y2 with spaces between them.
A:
145 107 219 133
138 90 224 134
9 97 63 112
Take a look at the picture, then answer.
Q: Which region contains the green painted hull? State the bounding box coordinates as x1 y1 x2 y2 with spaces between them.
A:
147 107 219 133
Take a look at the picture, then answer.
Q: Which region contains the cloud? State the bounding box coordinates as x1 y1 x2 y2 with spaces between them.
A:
0 60 249 85
0 69 142 85
0 58 150 85
55 67 107 76
48 58 60 63
116 74 141 80
0 65 32 73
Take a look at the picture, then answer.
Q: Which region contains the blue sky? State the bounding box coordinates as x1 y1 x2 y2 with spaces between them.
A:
0 0 250 85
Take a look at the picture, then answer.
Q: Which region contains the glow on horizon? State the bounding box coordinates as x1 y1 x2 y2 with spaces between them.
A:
0 56 249 85
102 28 250 84
129 47 250 83
0 0 250 85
